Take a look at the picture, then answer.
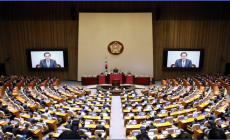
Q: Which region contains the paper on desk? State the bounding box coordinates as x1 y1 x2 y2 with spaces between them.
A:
159 135 165 139
87 116 91 118
127 125 131 128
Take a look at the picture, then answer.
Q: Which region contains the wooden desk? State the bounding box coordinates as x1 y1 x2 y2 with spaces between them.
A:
81 77 97 85
194 129 204 139
125 122 172 136
135 77 150 85
178 116 205 129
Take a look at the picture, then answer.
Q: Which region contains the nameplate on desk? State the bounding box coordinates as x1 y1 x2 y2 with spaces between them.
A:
137 116 140 119
126 117 129 119
159 135 165 139
157 124 161 126
87 116 91 118
127 125 131 128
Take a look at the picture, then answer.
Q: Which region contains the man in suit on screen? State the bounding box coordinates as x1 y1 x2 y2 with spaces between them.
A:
39 52 57 68
174 52 192 68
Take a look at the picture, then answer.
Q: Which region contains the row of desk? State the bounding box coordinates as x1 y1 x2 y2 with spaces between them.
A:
82 74 152 85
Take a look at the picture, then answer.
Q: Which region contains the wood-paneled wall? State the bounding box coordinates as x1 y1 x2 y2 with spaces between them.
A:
0 1 230 80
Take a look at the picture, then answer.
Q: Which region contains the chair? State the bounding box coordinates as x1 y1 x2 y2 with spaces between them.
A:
52 117 61 124
85 120 94 124
165 128 174 134
149 129 158 134
174 115 184 123
35 102 40 108
165 117 173 123
153 119 161 124
190 124 200 132
204 121 210 127
179 98 183 104
33 112 38 117
167 95 172 101
193 102 198 108
23 121 32 128
14 118 22 126
42 114 48 120
36 124 48 133
16 134 23 139
79 129 87 133
187 114 193 118
215 118 221 125
5 132 14 139
62 128 71 132
225 132 230 140
67 110 75 117
95 130 105 136
0 111 5 119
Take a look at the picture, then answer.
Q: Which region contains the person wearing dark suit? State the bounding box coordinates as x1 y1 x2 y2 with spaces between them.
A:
174 52 192 68
200 116 209 124
39 52 57 68
22 124 35 139
12 124 22 136
146 123 157 131
79 123 89 131
187 118 199 131
40 98 47 106
209 112 216 121
127 71 131 75
3 122 13 133
113 67 118 73
66 120 72 130
95 121 106 131
95 133 106 140
149 113 159 122
28 114 37 125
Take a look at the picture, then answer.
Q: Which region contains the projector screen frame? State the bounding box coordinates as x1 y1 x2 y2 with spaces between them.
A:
162 48 205 71
26 48 69 71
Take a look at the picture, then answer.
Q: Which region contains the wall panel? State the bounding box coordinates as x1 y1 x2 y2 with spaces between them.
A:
0 1 229 80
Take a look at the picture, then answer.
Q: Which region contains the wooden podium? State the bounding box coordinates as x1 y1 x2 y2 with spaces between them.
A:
112 79 120 87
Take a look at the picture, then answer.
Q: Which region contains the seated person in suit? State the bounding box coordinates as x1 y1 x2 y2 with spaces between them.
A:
50 112 62 122
95 133 106 140
28 114 38 125
174 52 192 68
187 118 199 131
209 112 216 121
79 123 89 131
37 119 48 131
39 52 57 68
80 106 87 113
22 124 35 139
12 124 22 136
46 133 54 139
127 71 131 75
200 115 209 125
98 114 105 120
128 116 136 124
95 121 106 131
101 106 108 113
3 121 13 133
66 120 72 130
44 109 52 118
113 67 118 73
148 112 159 122
146 122 157 131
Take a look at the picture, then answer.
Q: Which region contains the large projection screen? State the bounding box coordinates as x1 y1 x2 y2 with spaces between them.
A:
78 13 153 81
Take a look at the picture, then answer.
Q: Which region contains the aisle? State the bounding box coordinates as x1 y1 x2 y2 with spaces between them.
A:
109 96 126 139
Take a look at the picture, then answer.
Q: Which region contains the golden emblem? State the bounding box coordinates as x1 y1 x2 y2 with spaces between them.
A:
108 41 124 55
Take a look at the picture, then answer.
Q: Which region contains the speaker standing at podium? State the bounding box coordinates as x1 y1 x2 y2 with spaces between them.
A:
113 67 118 73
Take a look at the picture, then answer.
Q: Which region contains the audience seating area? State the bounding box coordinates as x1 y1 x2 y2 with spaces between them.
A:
0 73 230 139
